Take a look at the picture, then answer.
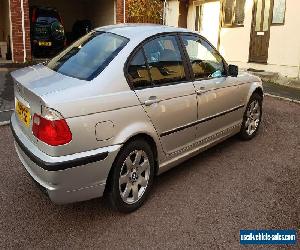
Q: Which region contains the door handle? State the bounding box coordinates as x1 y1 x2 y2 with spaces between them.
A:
144 96 160 106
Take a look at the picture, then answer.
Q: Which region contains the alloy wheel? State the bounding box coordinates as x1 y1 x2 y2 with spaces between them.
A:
245 100 261 136
119 150 150 204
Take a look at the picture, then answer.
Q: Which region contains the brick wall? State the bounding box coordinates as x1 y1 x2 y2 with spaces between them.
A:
116 0 128 23
10 0 31 62
9 0 124 63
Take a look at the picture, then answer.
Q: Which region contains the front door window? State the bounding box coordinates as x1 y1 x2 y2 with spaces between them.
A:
143 35 187 86
181 35 226 80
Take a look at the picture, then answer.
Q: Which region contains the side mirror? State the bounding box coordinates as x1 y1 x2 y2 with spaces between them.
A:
228 64 238 77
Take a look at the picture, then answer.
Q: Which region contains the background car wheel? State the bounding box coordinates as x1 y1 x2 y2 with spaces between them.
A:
239 93 263 140
106 139 155 213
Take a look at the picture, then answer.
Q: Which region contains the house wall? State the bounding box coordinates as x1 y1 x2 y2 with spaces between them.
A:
168 0 300 78
10 0 32 62
116 0 126 23
166 0 179 27
87 0 116 27
186 1 194 30
219 0 253 62
268 0 300 69
0 0 10 42
219 0 300 78
0 1 3 41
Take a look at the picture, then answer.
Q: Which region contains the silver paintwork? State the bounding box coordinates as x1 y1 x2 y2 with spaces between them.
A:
11 113 121 203
10 24 263 204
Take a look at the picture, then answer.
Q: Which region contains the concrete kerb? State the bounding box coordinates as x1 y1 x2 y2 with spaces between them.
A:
264 93 300 104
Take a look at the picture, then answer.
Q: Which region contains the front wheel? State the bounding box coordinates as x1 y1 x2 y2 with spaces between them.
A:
239 93 263 140
106 139 155 213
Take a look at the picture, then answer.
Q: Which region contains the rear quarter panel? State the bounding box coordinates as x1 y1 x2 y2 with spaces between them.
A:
37 89 166 164
33 41 160 157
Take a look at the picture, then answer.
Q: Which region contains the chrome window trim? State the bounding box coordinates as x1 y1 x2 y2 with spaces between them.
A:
124 32 193 90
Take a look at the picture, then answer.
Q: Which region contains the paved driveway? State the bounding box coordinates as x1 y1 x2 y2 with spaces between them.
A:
0 68 14 111
0 68 14 123
0 96 299 249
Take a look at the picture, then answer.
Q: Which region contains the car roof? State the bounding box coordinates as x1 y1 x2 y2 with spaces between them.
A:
95 24 193 39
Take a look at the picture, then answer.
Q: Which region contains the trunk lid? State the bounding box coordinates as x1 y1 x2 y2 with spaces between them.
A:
11 64 88 96
11 64 87 143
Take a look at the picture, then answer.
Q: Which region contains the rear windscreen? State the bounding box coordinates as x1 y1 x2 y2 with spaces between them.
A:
36 9 60 23
47 31 129 80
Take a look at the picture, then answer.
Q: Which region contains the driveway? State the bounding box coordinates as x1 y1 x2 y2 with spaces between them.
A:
0 68 15 124
0 68 14 111
0 96 299 249
263 82 300 102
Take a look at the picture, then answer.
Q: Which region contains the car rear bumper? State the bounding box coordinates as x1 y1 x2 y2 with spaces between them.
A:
11 113 121 204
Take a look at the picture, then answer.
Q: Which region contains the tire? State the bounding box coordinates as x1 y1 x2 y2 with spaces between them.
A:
106 139 155 213
239 93 263 140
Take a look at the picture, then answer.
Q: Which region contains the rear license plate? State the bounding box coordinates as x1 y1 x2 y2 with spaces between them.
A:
16 99 31 127
38 41 52 46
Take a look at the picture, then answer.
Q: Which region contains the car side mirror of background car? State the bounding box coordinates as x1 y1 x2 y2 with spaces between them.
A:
228 65 238 77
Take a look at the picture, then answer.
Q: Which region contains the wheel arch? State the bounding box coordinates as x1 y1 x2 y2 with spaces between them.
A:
122 133 159 175
246 82 264 104
253 87 264 98
104 132 161 195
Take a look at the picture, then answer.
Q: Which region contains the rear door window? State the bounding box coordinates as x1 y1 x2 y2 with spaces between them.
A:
143 35 187 86
47 32 129 80
127 50 152 89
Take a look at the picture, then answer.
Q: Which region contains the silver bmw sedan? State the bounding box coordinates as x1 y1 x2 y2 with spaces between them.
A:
10 24 263 212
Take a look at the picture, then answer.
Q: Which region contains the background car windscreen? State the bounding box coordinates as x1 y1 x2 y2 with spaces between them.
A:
47 31 129 80
36 9 60 23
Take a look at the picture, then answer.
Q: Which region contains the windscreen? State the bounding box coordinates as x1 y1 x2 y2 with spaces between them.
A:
36 9 60 23
47 31 129 80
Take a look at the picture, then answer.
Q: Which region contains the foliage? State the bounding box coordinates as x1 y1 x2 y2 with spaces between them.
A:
127 0 164 23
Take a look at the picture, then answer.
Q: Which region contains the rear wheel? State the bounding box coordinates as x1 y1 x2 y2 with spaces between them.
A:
239 93 263 140
107 139 155 213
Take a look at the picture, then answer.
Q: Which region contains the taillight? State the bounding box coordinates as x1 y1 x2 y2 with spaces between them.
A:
32 9 37 23
32 107 72 146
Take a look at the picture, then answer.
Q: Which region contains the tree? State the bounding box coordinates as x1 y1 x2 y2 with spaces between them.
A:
127 0 164 24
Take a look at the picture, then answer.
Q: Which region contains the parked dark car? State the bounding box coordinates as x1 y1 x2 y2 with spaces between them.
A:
71 20 93 42
30 7 66 57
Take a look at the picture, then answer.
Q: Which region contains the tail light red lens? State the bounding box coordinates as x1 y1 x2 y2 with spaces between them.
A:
32 9 37 23
32 114 72 146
